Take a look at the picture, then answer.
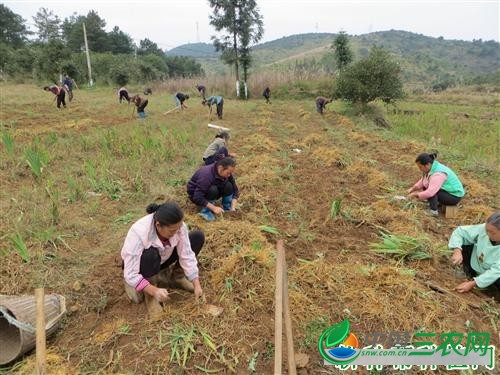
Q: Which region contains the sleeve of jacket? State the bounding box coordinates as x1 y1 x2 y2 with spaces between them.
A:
121 228 150 292
176 224 199 281
448 224 482 249
474 260 500 288
192 172 212 207
229 175 239 199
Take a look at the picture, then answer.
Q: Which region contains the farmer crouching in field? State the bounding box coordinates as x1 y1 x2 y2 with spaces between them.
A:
315 96 332 115
407 152 464 216
449 212 500 293
44 85 66 109
131 95 148 118
202 131 237 165
121 202 205 316
203 95 224 120
175 92 189 109
118 87 130 103
187 157 239 221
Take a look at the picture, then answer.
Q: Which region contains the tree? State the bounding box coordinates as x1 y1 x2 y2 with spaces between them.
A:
34 39 71 80
137 38 164 56
33 7 61 42
0 4 30 47
334 47 404 105
107 26 134 54
332 31 353 72
208 0 263 95
62 10 109 52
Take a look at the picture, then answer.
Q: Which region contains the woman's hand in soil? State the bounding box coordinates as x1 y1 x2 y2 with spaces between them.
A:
454 280 476 293
153 287 169 302
193 278 203 300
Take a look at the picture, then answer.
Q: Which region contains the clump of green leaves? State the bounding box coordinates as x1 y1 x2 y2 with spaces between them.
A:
370 232 432 262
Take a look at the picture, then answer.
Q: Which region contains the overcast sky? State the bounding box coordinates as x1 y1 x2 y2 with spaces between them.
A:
4 0 499 49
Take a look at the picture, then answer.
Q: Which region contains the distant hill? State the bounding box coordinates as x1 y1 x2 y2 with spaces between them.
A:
166 30 500 83
166 43 218 58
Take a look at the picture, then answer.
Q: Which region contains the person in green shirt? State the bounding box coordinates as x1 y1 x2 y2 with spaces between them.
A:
408 152 465 216
449 212 500 293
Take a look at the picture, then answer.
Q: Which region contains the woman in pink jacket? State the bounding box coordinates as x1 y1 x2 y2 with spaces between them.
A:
121 202 204 314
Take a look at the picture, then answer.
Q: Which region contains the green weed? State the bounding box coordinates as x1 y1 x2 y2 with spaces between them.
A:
25 146 49 179
9 232 30 262
168 324 196 368
2 130 15 156
329 198 342 219
370 232 432 262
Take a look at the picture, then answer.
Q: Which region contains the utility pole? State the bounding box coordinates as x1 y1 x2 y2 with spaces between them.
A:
82 22 93 86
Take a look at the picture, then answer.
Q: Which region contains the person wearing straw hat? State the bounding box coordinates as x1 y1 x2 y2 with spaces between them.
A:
202 131 237 165
121 201 205 315
407 152 465 216
449 212 500 293
187 157 239 221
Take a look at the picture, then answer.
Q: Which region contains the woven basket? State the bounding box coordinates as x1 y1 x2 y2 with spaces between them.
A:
0 294 66 365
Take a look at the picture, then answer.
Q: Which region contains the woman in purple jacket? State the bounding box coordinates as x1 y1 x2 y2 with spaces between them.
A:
187 157 240 221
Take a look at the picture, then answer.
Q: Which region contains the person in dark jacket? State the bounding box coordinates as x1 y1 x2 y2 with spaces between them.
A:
118 87 130 103
175 92 189 109
44 85 66 109
316 96 332 115
196 84 206 99
187 157 239 221
263 87 271 104
62 75 77 102
131 95 149 118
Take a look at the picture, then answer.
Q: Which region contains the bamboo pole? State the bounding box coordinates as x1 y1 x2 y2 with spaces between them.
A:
274 240 284 374
35 288 46 375
163 106 180 115
281 242 297 375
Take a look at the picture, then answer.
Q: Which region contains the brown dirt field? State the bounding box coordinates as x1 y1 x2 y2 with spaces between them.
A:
1 87 498 374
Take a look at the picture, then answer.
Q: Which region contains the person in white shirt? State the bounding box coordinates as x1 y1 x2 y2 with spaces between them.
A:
121 202 204 315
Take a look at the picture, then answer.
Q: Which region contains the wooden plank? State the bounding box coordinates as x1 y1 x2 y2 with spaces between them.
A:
35 288 46 375
281 240 297 375
274 240 284 374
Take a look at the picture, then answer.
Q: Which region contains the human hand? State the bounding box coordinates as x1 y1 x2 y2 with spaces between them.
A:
408 192 419 199
407 187 414 194
194 285 203 300
153 288 169 303
230 199 237 211
211 206 224 215
451 248 463 265
454 280 476 293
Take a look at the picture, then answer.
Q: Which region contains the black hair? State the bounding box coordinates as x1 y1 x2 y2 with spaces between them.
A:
215 157 236 169
43 86 50 90
215 131 230 140
185 94 190 99
486 212 500 230
146 201 184 226
415 152 438 165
